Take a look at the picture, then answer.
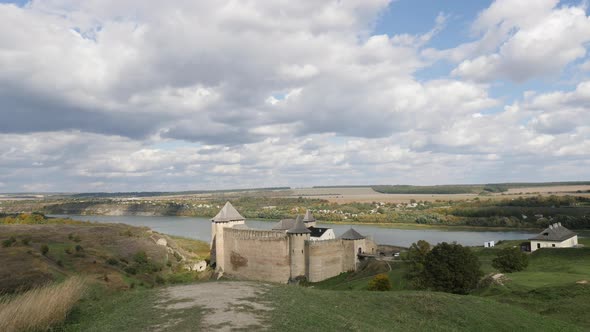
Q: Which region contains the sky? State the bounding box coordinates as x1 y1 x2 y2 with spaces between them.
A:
0 0 589 192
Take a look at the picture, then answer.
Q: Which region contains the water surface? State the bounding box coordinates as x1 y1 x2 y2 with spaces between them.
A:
51 214 536 247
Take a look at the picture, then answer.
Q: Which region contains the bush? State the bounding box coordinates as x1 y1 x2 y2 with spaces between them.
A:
423 242 483 294
173 251 183 262
368 273 392 291
155 275 165 285
2 237 16 248
64 248 72 255
21 237 31 246
133 251 148 264
106 258 119 266
124 266 137 275
41 244 49 255
492 247 529 273
75 245 83 252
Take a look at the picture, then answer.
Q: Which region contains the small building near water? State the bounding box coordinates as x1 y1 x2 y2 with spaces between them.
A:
529 223 578 252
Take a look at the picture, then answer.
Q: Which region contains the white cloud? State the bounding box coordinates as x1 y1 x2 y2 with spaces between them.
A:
0 0 588 191
450 0 590 82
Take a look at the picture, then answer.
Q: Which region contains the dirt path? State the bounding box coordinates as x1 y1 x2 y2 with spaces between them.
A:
158 281 272 331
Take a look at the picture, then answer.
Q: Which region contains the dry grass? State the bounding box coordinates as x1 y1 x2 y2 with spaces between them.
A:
0 277 86 332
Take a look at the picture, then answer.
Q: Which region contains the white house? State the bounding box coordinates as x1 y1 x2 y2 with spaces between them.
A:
529 222 578 252
308 227 336 241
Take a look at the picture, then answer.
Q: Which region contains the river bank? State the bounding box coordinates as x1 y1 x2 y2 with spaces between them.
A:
49 214 538 247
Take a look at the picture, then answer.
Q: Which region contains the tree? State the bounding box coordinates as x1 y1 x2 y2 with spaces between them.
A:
492 247 528 273
423 242 483 294
368 273 392 291
405 240 431 288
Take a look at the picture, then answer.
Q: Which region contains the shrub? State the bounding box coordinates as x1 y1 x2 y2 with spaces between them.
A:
21 237 31 246
155 275 165 285
368 273 392 291
106 258 119 266
73 235 81 243
41 244 49 255
68 233 74 240
64 248 72 255
75 245 83 252
423 242 483 294
0 277 86 332
124 266 137 275
173 251 183 262
57 260 63 267
133 251 148 264
2 237 16 248
492 247 529 273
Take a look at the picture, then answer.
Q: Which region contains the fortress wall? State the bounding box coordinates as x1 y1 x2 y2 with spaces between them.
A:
211 220 244 270
306 239 346 282
289 234 309 279
341 240 356 272
365 238 378 254
222 228 290 283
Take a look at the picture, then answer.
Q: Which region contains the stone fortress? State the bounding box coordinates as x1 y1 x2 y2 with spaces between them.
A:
210 202 377 283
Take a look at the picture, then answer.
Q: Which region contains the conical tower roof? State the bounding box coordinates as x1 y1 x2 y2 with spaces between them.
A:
302 210 315 223
211 201 245 223
287 216 311 234
340 228 365 240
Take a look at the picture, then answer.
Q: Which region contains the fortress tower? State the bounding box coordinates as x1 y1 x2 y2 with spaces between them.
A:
210 201 245 271
302 210 317 227
287 217 311 280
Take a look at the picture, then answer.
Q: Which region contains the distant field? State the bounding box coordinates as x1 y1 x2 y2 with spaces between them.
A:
505 185 590 194
278 186 590 203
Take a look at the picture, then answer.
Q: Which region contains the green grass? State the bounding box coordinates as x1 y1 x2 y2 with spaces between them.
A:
265 286 581 331
312 242 590 329
62 285 206 331
313 260 409 291
507 248 589 288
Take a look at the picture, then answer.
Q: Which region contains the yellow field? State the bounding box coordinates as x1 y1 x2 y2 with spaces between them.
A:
505 185 590 194
84 185 590 204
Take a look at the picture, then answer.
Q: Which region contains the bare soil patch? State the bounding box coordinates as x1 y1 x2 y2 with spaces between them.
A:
158 282 271 331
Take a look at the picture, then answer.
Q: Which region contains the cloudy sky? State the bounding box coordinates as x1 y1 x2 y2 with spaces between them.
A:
1 0 589 192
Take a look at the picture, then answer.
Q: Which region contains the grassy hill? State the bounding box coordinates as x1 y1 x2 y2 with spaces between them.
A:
56 280 583 331
2 215 588 331
265 287 581 331
0 215 210 293
312 238 590 330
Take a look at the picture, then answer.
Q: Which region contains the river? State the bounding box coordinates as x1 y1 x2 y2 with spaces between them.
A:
50 214 537 247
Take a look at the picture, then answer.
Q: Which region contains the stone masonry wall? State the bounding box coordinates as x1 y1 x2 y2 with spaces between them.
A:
222 228 291 283
306 239 346 282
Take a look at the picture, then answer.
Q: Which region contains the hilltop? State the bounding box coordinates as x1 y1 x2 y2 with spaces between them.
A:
0 214 210 293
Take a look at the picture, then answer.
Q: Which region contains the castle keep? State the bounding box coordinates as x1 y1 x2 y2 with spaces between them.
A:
210 202 377 283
